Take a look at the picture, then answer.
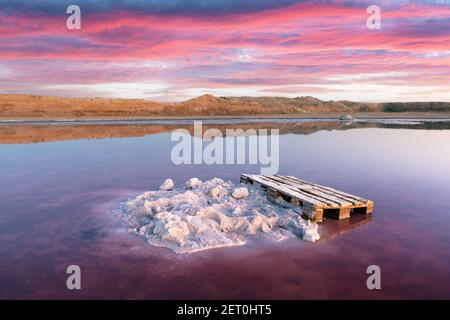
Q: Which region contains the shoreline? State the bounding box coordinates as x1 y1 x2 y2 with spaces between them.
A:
2 112 450 124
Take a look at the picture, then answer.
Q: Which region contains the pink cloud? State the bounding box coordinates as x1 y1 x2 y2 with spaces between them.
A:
0 2 449 101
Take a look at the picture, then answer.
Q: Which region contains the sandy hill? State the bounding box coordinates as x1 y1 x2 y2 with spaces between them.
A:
0 94 449 118
228 96 353 113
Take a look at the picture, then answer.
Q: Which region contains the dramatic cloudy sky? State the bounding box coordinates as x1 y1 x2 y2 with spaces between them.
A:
0 0 449 101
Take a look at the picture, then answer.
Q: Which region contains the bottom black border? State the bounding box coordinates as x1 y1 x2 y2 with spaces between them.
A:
1 300 448 319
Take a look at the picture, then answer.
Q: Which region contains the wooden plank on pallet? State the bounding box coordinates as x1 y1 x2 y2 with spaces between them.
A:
281 175 369 203
255 175 338 207
288 175 369 203
242 174 326 207
277 175 364 205
244 175 325 222
243 174 325 206
266 175 353 207
262 175 343 207
278 175 362 203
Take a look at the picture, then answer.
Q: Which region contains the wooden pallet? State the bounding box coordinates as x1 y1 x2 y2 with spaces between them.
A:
240 174 373 222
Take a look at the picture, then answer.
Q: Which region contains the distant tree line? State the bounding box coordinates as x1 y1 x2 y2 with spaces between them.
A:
381 102 450 112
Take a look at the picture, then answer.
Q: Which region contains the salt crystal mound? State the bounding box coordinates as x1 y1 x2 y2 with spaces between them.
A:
159 178 174 191
122 177 320 253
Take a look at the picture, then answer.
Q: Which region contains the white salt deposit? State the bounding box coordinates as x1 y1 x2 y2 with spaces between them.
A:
159 178 174 191
185 178 202 189
232 187 249 199
122 177 320 253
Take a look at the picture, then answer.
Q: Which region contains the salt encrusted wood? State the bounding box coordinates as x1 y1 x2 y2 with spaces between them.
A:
240 174 374 222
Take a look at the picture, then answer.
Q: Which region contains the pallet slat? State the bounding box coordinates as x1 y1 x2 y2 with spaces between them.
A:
242 174 324 206
266 175 353 207
283 175 369 203
254 175 337 206
276 175 364 205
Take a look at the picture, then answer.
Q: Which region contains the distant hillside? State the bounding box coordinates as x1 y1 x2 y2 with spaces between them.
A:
226 96 353 113
0 94 449 118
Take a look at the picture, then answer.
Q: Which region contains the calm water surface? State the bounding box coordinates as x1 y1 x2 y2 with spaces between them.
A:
1 121 449 299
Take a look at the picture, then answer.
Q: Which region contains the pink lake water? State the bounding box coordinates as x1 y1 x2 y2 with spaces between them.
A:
0 120 449 299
